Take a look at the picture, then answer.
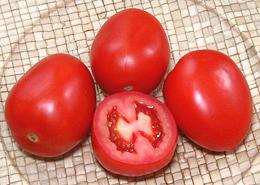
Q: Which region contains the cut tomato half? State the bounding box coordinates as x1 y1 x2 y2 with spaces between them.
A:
91 91 178 176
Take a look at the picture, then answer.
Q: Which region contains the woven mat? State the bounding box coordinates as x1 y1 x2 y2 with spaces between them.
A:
0 0 260 184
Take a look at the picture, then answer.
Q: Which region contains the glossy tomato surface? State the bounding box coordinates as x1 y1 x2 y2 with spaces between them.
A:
90 8 170 94
5 54 96 158
163 50 252 152
92 91 178 176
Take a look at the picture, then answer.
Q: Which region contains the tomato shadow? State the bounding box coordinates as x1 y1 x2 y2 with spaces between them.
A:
105 131 238 182
102 162 171 182
177 130 237 155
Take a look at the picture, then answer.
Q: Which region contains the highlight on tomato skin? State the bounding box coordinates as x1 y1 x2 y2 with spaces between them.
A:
163 49 252 152
4 54 97 158
91 91 178 177
90 8 170 94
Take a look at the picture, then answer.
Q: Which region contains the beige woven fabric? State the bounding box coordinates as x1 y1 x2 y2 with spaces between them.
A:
0 0 259 184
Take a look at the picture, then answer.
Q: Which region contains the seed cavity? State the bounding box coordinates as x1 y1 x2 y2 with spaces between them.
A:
106 102 164 153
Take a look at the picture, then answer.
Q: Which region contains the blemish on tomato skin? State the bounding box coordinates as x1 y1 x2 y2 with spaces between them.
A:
124 85 133 91
27 133 39 143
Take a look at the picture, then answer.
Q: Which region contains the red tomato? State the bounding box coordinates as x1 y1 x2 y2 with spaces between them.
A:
91 91 178 176
163 50 252 152
5 54 96 158
90 8 170 94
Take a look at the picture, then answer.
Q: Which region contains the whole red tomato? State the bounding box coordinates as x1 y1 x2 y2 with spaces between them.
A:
90 8 170 94
92 91 178 176
163 50 252 152
5 54 96 158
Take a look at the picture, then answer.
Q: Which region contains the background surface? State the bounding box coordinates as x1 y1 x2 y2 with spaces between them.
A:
0 0 259 184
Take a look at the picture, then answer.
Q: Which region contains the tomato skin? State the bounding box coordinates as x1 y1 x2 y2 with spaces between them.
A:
163 50 252 152
90 8 170 94
92 91 178 176
5 54 96 158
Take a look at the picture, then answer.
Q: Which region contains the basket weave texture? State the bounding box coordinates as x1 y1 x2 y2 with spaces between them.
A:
0 0 259 184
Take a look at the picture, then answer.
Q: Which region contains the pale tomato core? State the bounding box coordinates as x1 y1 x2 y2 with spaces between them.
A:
107 101 164 153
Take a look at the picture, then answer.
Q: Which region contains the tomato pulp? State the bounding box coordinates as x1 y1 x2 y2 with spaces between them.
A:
90 8 170 94
5 54 96 158
92 91 178 176
163 50 252 152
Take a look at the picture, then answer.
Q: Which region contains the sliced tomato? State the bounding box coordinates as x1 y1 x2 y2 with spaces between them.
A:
91 91 178 176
